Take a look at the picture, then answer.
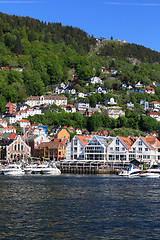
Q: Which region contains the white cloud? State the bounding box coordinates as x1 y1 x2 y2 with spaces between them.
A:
104 2 160 6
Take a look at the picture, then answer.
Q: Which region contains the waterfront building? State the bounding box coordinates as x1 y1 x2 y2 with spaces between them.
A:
107 136 136 164
129 136 160 165
55 128 70 142
25 95 67 107
0 135 31 162
107 135 160 165
66 135 92 160
25 134 50 156
85 135 113 161
34 141 65 161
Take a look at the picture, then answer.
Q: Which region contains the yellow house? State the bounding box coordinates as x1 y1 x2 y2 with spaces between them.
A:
56 128 70 142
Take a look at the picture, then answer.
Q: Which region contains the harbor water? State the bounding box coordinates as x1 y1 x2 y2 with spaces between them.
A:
0 174 159 240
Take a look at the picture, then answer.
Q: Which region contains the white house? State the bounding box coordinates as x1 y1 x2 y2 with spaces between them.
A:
78 92 85 98
66 135 92 160
89 76 103 85
107 135 160 165
3 126 16 134
135 81 143 88
105 97 117 105
130 136 160 165
146 112 160 121
107 136 134 164
18 119 31 128
84 135 113 161
74 100 90 111
149 101 160 110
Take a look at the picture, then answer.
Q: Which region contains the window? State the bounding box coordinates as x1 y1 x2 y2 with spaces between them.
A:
18 144 20 151
138 141 142 146
139 148 142 153
116 139 120 145
115 147 119 151
110 147 113 151
145 148 148 151
14 145 17 151
21 145 23 151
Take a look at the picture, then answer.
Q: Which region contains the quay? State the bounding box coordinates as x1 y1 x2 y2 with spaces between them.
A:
57 160 119 174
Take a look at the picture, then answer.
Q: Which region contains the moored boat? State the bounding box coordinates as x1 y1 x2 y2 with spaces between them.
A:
30 163 61 175
119 164 141 177
140 164 160 178
0 163 25 176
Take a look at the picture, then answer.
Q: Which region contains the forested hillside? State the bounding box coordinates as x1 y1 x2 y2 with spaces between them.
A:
1 12 160 117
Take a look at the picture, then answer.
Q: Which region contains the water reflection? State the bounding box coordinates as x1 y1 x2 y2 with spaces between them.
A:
0 175 159 239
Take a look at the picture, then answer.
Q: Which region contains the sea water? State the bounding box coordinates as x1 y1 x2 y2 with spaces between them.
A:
0 174 159 240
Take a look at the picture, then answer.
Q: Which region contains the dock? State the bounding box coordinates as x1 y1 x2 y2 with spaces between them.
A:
57 160 119 174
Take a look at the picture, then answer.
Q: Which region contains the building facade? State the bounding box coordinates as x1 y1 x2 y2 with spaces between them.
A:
25 95 67 107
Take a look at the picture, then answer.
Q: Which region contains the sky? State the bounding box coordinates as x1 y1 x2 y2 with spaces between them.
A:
1 0 160 52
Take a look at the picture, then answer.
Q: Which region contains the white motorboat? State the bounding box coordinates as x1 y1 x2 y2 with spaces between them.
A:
140 172 160 178
0 164 25 176
23 164 38 174
31 163 61 175
119 164 141 177
140 164 160 178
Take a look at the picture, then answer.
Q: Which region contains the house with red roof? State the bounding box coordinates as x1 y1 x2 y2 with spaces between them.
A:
66 135 92 160
18 119 31 128
146 111 160 121
4 126 16 134
149 101 160 110
107 136 136 163
143 86 155 94
5 102 14 114
130 136 160 164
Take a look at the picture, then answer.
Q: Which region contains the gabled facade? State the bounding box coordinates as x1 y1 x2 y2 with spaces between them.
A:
35 141 65 161
85 135 113 161
107 136 135 163
5 135 31 162
66 135 92 160
106 107 125 119
129 136 160 164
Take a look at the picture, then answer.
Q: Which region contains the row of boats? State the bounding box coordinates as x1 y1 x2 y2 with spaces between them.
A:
119 164 160 178
0 163 61 176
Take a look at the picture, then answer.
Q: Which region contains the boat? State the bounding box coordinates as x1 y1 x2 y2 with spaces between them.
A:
30 163 61 175
140 172 160 178
119 164 141 177
0 163 25 176
23 164 38 174
140 164 160 178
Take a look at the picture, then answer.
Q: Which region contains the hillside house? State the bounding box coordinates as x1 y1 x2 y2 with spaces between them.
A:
149 101 160 110
25 95 67 107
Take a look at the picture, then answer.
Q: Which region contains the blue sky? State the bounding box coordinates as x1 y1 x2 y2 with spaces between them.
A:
1 0 160 52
